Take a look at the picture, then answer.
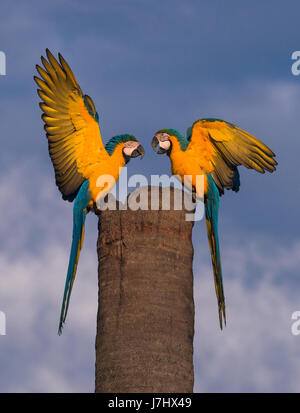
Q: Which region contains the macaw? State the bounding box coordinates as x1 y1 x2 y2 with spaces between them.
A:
152 119 277 329
34 49 144 334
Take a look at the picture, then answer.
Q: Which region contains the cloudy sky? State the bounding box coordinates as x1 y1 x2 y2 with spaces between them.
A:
0 0 300 392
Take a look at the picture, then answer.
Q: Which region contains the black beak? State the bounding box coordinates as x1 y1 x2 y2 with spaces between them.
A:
131 144 144 159
152 136 158 151
157 147 167 154
152 136 167 154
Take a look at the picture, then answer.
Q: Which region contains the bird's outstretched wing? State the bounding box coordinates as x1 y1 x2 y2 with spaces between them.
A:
34 49 109 201
187 118 277 194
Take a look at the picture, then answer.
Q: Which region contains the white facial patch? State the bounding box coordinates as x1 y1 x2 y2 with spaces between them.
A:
156 132 171 151
159 140 171 150
123 141 140 156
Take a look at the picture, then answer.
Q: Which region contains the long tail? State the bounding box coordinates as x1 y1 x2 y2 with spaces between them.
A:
58 180 90 335
204 174 226 329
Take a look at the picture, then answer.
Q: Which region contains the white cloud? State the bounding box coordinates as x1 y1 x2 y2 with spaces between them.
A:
194 239 300 392
0 161 299 392
0 162 98 392
0 241 98 392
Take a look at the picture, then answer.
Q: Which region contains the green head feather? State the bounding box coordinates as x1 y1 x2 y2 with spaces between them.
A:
186 126 193 141
105 134 137 155
156 128 188 151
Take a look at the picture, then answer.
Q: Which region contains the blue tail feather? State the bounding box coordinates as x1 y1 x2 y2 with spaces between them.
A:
232 168 240 192
205 174 226 329
58 180 91 335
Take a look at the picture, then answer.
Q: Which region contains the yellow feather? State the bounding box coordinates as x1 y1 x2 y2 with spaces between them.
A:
58 52 81 91
46 124 75 136
34 50 108 199
34 78 55 98
46 50 67 80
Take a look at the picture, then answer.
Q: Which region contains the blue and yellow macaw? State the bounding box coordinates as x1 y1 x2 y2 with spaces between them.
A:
152 119 277 329
34 49 144 334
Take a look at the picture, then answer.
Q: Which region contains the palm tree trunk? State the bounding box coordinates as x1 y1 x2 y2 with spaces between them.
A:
95 186 195 393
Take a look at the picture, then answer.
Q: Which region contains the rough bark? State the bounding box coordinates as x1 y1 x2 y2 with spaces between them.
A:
95 186 195 393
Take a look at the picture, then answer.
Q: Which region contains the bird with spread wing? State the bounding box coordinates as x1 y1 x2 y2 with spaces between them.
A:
34 49 144 334
152 118 277 329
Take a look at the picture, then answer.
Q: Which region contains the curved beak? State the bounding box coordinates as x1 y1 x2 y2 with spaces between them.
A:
131 144 144 159
152 136 159 152
152 136 167 154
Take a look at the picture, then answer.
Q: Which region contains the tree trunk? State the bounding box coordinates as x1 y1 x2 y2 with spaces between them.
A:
95 186 195 393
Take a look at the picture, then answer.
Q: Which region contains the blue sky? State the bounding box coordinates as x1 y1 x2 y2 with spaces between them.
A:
0 0 300 392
